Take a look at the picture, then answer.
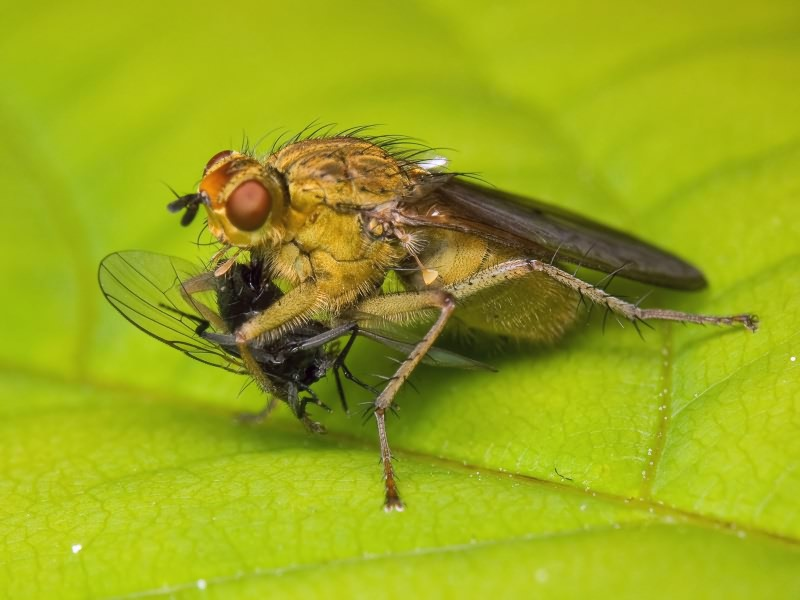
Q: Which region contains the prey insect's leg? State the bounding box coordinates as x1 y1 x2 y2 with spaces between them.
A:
448 259 758 331
177 272 288 420
180 275 278 390
235 341 283 400
178 272 229 332
332 329 359 413
332 327 381 412
237 396 279 425
283 322 358 353
354 290 456 511
285 322 380 410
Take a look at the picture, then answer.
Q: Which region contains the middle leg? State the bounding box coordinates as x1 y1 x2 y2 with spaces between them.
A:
351 289 456 511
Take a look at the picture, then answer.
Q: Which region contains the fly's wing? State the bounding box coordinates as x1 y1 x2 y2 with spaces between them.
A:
98 251 244 373
396 177 706 290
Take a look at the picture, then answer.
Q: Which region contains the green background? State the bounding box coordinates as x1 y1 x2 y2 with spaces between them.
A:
2 1 799 598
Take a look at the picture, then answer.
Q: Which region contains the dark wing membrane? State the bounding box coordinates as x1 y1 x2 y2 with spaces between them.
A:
399 178 706 290
98 251 244 373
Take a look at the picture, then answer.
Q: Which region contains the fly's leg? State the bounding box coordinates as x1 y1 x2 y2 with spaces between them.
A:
354 290 456 511
232 261 388 424
232 281 326 400
532 260 758 330
236 396 279 425
375 408 401 511
447 259 758 332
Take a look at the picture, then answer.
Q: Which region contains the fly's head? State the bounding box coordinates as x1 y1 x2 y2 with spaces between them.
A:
168 150 288 249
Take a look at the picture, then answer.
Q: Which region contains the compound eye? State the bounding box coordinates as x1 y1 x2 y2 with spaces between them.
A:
204 150 234 175
226 180 271 231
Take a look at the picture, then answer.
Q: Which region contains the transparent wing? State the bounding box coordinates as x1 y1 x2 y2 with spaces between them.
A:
359 330 495 371
395 177 706 290
206 326 495 371
98 250 244 373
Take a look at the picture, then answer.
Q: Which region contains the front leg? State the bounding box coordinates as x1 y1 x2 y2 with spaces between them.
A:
233 281 327 395
235 281 323 344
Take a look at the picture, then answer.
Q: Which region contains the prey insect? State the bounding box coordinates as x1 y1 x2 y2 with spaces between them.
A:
168 131 758 511
98 250 488 432
98 250 371 430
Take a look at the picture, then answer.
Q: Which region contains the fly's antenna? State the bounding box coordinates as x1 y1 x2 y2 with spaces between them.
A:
166 186 208 227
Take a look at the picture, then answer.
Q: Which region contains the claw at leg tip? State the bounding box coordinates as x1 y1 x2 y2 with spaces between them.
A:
384 499 405 513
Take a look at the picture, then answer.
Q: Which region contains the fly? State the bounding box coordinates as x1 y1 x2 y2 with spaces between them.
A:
166 130 758 510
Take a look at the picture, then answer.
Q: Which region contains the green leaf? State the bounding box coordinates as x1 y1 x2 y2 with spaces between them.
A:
2 1 799 598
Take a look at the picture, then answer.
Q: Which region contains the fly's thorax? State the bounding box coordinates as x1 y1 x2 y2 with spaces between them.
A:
198 151 289 249
271 137 422 211
269 208 402 296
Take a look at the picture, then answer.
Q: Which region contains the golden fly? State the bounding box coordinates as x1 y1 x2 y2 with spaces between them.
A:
166 128 758 511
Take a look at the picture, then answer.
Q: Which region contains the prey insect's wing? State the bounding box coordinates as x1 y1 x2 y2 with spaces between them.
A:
268 323 494 370
396 177 706 290
358 330 495 371
98 250 244 373
205 327 496 371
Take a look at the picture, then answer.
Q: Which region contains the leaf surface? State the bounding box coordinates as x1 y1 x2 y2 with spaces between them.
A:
1 1 799 597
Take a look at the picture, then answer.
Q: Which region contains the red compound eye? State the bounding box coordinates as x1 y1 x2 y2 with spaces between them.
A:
225 180 271 231
204 150 234 175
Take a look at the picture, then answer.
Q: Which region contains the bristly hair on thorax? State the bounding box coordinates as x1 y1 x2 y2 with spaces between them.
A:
237 122 459 175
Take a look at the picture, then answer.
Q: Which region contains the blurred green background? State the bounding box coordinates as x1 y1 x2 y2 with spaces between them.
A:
2 1 800 598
